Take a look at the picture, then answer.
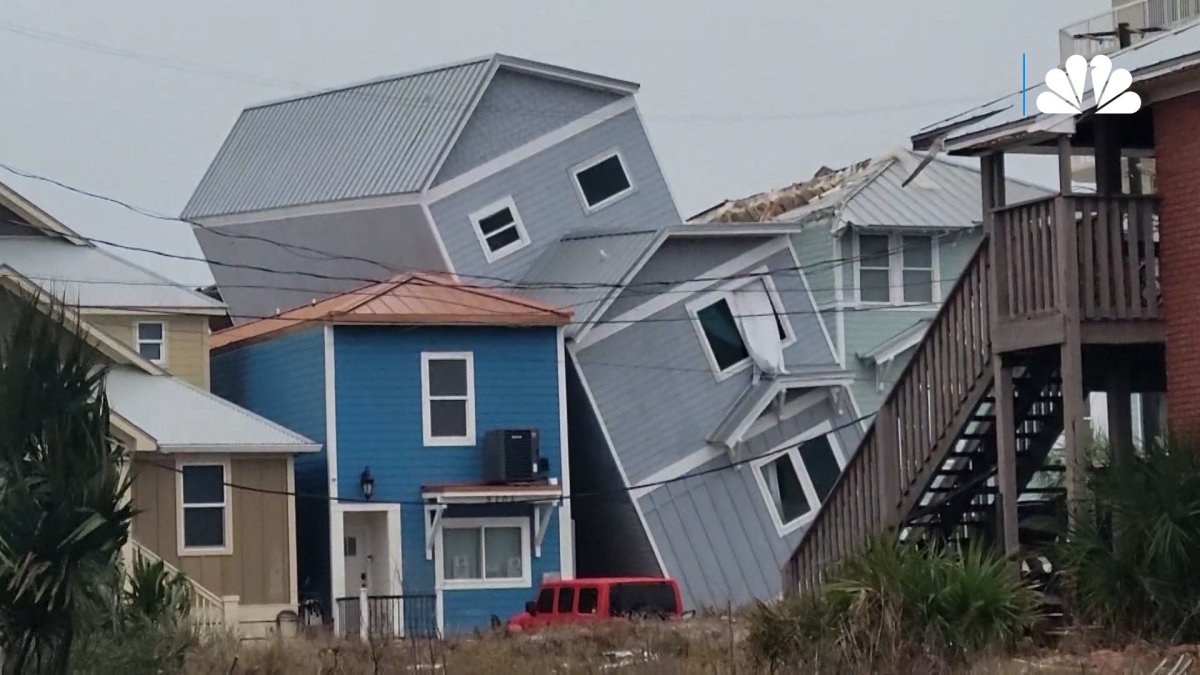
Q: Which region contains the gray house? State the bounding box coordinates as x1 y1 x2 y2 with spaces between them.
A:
693 150 1049 415
184 54 860 611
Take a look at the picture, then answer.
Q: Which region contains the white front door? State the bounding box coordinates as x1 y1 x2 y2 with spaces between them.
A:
344 518 372 594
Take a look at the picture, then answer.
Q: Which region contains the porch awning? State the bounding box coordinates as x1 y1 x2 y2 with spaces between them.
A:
420 482 563 505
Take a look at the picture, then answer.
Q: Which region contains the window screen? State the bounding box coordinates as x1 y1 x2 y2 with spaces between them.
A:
858 234 891 303
902 236 934 303
575 154 632 208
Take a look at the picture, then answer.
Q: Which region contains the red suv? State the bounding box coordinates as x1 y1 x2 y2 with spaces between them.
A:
506 577 684 631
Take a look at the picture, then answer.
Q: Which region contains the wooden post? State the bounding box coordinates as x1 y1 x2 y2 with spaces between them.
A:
1057 164 1088 520
1107 360 1133 466
993 355 1020 554
876 401 900 528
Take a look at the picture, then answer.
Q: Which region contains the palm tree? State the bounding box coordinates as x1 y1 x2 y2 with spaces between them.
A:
0 293 134 674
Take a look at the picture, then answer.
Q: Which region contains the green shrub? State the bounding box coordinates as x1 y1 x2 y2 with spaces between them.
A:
747 537 1039 672
1058 437 1200 642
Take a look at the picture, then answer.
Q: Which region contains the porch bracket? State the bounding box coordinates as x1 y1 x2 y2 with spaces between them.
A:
534 503 555 557
424 504 446 561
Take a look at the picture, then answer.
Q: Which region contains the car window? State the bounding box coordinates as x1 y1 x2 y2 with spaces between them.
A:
557 586 575 613
609 582 678 616
577 587 599 614
536 588 554 614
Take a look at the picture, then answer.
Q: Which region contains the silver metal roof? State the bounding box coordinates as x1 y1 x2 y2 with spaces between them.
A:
520 228 661 337
774 150 1052 232
106 366 319 453
183 54 641 219
0 236 224 311
916 19 1200 151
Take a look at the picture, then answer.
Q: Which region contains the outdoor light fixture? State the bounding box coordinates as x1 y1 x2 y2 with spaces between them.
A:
360 467 375 500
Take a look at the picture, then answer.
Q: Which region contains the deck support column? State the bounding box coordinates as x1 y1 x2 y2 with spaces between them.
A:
1107 361 1134 467
993 355 1020 555
1057 134 1088 522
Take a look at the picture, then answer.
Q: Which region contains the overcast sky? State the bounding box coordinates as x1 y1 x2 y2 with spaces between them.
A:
0 0 1103 286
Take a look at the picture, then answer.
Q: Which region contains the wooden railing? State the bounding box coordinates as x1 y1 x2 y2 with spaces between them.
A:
992 194 1160 325
785 243 994 592
131 540 226 632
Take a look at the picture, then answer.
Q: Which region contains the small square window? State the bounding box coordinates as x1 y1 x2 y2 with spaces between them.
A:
470 198 530 262
573 152 633 211
136 321 166 364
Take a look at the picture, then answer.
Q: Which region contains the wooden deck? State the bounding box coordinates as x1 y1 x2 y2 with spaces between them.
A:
784 193 1161 593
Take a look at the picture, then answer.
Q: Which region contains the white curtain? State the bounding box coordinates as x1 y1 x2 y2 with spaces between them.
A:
731 281 786 377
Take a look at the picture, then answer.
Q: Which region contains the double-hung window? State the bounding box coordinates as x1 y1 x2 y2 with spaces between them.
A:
754 429 845 536
470 197 530 262
178 461 231 555
572 150 634 212
855 233 937 305
421 353 475 446
136 321 166 364
440 518 530 589
689 275 794 379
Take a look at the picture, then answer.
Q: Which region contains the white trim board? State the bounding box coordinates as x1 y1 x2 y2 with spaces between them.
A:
324 326 347 629
286 455 299 606
425 97 636 202
566 345 667 574
196 191 424 228
577 237 790 349
555 326 575 579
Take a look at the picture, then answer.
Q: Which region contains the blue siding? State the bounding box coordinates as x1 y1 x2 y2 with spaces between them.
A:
210 328 328 605
332 325 563 633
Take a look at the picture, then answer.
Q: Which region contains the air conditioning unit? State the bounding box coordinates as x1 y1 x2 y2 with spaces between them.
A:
482 429 539 483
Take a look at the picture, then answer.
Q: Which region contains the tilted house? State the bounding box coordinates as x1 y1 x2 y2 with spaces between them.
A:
0 168 319 635
185 54 859 612
693 149 1050 416
209 273 572 636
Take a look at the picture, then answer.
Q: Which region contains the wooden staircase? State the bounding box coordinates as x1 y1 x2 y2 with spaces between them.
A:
784 193 1162 593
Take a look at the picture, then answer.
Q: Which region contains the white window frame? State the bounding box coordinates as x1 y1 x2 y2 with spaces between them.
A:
420 352 476 447
570 148 636 214
134 320 167 365
899 235 936 304
435 516 531 590
468 196 531 263
685 270 796 382
176 457 233 557
851 231 941 307
751 422 846 537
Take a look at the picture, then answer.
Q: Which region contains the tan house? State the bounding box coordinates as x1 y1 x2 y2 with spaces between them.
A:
0 169 320 635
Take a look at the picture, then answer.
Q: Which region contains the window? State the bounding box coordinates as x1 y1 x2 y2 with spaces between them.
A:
136 322 166 364
421 353 475 446
178 461 230 555
440 518 530 589
753 425 847 536
535 588 555 614
577 587 599 614
689 274 795 379
854 232 938 305
469 197 530 262
902 236 934 303
857 234 891 303
608 582 679 617
557 586 575 613
572 151 634 212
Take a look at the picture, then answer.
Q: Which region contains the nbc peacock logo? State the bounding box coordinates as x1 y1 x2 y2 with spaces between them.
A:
1036 54 1141 115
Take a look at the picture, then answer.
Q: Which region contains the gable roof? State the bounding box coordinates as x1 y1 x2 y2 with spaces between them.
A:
183 54 639 219
913 20 1200 154
211 272 571 348
692 149 1053 231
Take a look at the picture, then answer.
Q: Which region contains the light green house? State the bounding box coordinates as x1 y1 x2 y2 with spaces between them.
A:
693 149 1051 417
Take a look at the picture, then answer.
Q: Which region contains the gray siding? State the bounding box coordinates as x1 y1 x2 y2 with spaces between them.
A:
791 222 836 308
427 109 680 284
577 246 837 484
433 69 623 185
638 398 863 609
567 356 661 577
599 236 772 320
195 204 445 324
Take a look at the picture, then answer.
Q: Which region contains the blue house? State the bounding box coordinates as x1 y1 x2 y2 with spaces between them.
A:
209 272 572 635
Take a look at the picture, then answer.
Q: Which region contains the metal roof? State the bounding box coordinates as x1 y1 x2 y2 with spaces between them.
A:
520 228 662 337
212 271 570 348
0 236 224 311
105 366 319 453
183 54 641 219
915 19 1200 152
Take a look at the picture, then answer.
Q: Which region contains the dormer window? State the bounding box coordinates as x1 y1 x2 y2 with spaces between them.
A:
470 197 530 263
572 150 634 213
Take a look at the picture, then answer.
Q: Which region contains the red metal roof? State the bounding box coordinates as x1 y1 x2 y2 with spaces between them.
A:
212 272 571 348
